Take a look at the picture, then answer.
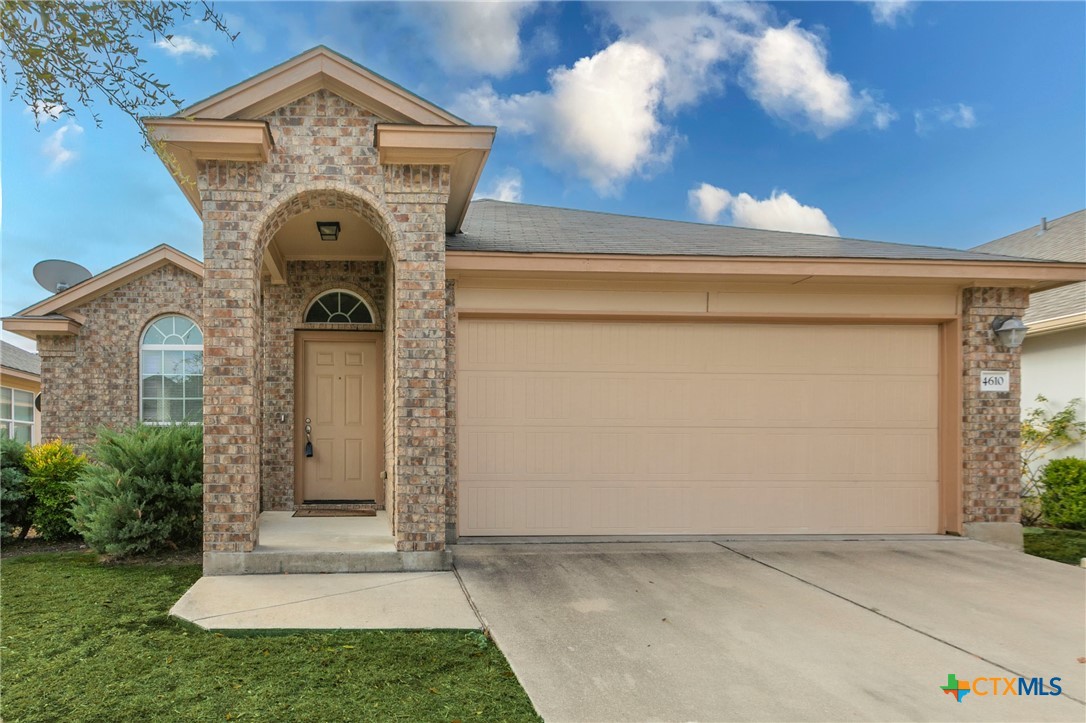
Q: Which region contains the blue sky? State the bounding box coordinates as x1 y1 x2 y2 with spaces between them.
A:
3 1 1084 351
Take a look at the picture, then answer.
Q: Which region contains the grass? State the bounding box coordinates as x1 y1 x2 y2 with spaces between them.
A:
0 553 539 723
1023 526 1086 565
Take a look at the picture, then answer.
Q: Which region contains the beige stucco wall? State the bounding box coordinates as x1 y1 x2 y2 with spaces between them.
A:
1021 326 1086 461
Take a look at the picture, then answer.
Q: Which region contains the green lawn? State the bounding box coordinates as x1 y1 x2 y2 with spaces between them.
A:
1023 527 1086 566
1 553 539 722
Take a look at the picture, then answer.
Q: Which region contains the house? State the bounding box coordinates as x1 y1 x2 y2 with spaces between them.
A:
4 47 1085 572
972 210 1086 461
0 341 41 444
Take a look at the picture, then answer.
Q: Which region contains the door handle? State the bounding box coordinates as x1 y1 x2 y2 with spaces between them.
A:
304 418 313 457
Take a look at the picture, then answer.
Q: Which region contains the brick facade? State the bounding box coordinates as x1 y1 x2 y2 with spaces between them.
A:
260 260 386 511
960 287 1030 531
444 279 459 539
198 89 450 553
37 264 203 451
27 84 1045 563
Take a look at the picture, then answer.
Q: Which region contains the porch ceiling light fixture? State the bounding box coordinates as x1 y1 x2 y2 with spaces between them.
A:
991 316 1029 348
316 221 341 241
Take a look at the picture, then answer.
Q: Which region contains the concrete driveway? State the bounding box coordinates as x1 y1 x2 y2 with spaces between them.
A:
454 539 1085 722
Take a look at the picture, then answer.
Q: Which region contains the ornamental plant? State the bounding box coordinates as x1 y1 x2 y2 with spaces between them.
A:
72 424 203 557
21 439 87 541
0 437 33 539
1020 396 1085 526
1039 458 1086 530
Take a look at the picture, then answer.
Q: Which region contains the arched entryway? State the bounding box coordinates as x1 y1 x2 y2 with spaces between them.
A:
253 188 401 537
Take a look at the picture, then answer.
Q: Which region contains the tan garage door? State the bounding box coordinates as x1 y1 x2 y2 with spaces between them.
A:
458 320 939 536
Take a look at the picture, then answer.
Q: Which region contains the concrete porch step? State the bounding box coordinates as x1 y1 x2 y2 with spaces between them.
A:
204 549 452 575
202 511 450 575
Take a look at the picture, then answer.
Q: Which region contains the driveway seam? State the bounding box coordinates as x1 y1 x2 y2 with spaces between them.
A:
712 542 1086 707
451 563 490 634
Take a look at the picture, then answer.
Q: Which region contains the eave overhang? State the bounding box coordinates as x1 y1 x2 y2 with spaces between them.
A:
144 118 274 215
0 367 41 384
376 124 496 234
1026 312 1086 337
2 316 82 339
446 251 1086 288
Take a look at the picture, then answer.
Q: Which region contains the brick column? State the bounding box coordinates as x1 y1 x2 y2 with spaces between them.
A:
385 165 450 552
200 161 264 557
960 287 1029 549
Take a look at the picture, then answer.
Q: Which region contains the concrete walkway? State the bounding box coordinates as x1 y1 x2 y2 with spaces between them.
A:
171 572 480 630
455 539 1086 723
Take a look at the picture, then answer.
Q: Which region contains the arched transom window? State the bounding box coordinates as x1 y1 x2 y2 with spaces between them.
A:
141 315 203 424
304 290 374 324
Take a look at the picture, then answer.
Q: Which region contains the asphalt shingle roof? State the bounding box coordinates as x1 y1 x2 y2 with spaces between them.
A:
1 341 41 377
971 210 1086 324
451 200 1051 263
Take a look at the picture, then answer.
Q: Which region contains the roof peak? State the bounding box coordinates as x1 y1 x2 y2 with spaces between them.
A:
174 45 467 125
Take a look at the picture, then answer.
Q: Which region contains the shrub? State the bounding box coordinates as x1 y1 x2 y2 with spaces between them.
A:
72 424 203 557
1039 457 1086 530
1 437 33 539
1020 396 1085 525
23 439 88 541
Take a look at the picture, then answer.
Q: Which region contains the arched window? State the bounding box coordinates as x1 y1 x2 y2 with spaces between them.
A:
140 315 203 424
304 290 374 324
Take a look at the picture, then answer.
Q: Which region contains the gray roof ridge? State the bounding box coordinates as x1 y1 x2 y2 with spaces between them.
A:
465 199 1052 262
979 208 1086 247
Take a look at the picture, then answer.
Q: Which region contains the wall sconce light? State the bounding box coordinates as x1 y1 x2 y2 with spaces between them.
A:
316 221 341 241
991 316 1029 349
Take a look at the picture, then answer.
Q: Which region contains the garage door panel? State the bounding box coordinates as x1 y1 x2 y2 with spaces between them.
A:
459 320 940 536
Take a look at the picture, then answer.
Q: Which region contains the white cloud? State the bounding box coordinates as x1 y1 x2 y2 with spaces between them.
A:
42 122 83 171
423 2 539 77
603 2 763 112
28 100 64 124
689 183 734 224
452 83 544 134
456 40 674 195
689 183 839 236
914 103 977 135
477 169 523 202
867 1 916 27
155 34 216 59
744 21 892 137
455 6 891 195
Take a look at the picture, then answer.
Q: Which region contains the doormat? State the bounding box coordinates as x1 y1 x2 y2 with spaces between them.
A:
293 509 377 518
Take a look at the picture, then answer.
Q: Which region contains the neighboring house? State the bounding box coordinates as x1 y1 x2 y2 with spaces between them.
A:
972 210 1086 461
4 47 1084 572
0 341 41 444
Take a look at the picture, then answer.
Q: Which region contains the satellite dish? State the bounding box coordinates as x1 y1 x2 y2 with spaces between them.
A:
33 259 92 294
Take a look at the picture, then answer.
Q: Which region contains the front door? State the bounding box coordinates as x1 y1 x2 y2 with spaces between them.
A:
296 335 381 502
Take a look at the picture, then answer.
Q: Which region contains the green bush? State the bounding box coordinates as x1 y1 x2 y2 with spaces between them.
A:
1039 457 1086 530
23 439 88 541
1 438 33 539
72 425 203 557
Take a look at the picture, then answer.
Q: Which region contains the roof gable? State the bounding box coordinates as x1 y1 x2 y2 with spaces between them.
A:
13 245 203 319
970 209 1085 263
179 46 466 125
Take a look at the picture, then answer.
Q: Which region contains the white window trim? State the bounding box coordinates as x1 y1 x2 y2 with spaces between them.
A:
0 386 35 443
139 315 203 426
304 289 376 324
